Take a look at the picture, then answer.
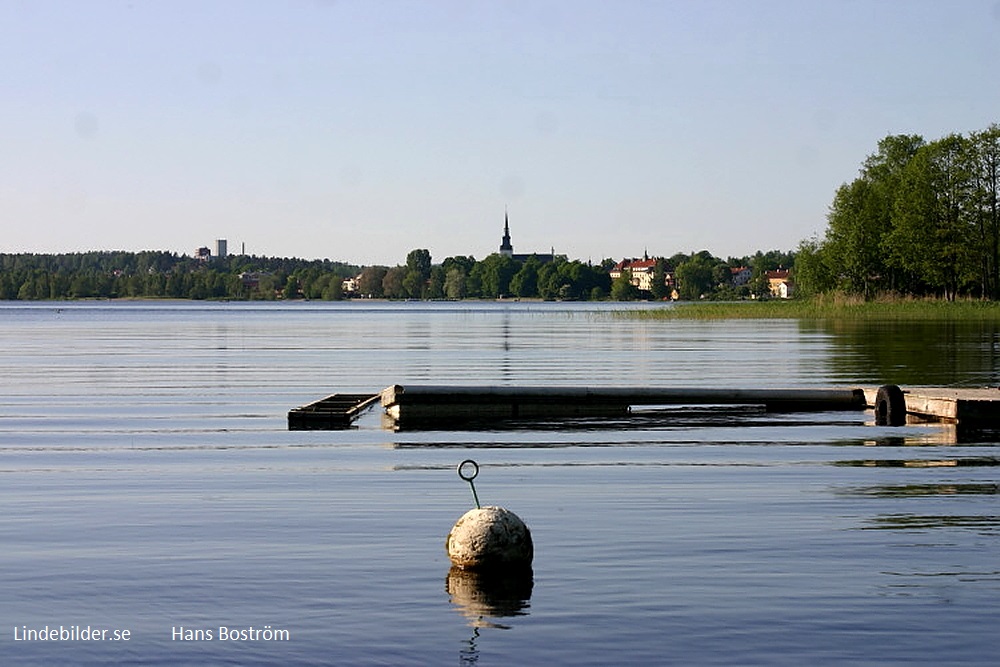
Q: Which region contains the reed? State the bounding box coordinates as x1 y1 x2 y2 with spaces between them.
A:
632 294 1000 321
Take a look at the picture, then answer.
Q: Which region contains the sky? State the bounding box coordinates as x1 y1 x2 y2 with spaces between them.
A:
3 0 1000 266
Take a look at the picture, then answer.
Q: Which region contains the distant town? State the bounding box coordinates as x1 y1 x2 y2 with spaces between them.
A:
0 214 795 302
6 125 1000 303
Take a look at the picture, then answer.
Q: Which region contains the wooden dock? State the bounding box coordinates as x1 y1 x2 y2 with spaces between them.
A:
287 392 381 430
286 384 1000 430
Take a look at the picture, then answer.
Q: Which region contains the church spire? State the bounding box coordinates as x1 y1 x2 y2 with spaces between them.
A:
499 208 513 257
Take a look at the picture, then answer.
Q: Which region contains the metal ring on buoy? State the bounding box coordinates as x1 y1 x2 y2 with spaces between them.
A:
875 384 906 426
458 459 479 482
458 460 481 508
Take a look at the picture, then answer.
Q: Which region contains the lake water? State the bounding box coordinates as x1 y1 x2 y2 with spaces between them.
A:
1 301 998 666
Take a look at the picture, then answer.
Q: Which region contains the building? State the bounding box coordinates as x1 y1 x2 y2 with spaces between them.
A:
215 239 228 259
341 275 360 294
766 269 794 298
610 254 675 293
731 266 752 286
239 271 269 290
499 213 514 258
195 246 212 262
497 211 555 263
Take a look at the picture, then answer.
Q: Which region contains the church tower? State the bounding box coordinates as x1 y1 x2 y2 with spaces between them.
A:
499 210 514 258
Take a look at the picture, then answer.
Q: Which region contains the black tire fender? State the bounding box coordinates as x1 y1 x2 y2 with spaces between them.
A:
875 384 906 426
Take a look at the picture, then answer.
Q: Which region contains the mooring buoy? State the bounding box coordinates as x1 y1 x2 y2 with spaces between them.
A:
447 460 533 571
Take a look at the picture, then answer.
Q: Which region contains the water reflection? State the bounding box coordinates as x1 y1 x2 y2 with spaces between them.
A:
446 566 533 629
842 483 1000 498
808 319 1000 386
863 514 1000 531
385 405 863 433
835 456 1000 468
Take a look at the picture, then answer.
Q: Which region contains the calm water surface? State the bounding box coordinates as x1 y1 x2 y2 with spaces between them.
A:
1 301 998 666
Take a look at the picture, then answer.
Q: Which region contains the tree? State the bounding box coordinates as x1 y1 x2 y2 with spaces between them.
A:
887 135 976 299
610 269 639 300
510 257 541 298
403 248 432 298
69 273 94 298
382 266 407 299
472 253 517 298
402 271 424 299
792 237 834 298
358 266 388 298
325 279 344 300
405 248 432 278
426 265 445 299
675 252 716 300
968 124 1000 298
444 268 466 299
822 134 924 297
557 259 608 300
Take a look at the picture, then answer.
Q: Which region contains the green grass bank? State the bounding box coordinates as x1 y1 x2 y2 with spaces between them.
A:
631 295 1000 321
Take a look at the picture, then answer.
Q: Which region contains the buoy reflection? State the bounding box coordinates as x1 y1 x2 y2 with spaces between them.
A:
446 566 533 628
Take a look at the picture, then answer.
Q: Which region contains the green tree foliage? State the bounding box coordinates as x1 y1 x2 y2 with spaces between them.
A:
610 269 640 300
358 266 388 298
405 248 432 277
820 134 924 296
0 252 359 301
792 238 833 298
809 126 1000 300
967 125 1000 297
404 248 433 298
443 268 466 299
471 254 518 298
885 135 977 299
649 259 670 300
510 256 541 298
675 251 721 300
381 266 407 299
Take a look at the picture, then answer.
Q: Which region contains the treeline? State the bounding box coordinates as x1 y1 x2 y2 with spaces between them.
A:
796 124 1000 300
356 250 611 300
0 251 360 300
354 248 795 300
0 247 797 301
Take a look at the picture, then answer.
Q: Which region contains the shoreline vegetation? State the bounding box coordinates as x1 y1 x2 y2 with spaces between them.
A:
638 294 1000 320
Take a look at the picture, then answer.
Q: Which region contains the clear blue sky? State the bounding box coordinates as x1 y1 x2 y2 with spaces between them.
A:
3 0 999 266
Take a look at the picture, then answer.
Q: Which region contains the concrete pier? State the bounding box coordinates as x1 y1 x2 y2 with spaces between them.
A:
862 386 1000 425
287 384 1000 430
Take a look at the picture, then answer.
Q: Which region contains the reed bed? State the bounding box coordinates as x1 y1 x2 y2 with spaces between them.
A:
631 294 1000 321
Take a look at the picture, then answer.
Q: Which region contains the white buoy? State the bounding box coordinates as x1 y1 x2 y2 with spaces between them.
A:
447 505 533 571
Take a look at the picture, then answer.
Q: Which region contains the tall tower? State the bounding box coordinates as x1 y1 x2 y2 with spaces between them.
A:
499 210 513 258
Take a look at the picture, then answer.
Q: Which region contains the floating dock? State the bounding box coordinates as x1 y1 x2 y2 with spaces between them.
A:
379 384 866 428
287 384 1000 430
287 392 381 430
